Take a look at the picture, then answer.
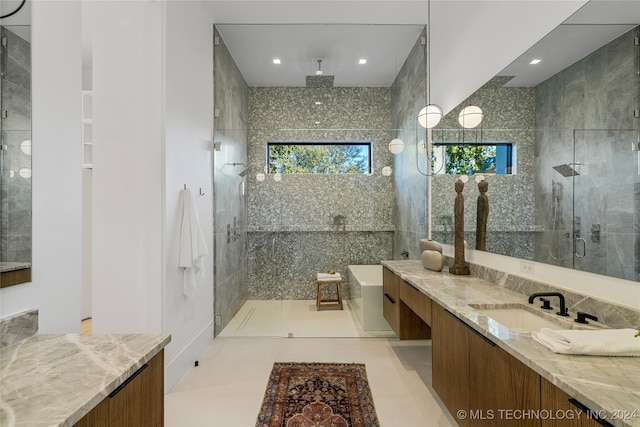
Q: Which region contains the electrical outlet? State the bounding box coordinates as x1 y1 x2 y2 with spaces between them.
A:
519 260 535 275
215 315 221 325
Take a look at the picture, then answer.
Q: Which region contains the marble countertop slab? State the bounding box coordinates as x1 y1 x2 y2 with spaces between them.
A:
0 333 171 427
0 262 31 273
382 260 640 427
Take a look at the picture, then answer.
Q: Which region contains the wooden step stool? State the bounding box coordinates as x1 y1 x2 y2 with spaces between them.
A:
315 277 344 311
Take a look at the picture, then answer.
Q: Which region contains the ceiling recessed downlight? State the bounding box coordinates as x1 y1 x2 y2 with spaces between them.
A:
529 59 541 65
272 58 281 64
358 58 367 65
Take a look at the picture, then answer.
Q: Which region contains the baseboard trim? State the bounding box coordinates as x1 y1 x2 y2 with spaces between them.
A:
165 320 214 392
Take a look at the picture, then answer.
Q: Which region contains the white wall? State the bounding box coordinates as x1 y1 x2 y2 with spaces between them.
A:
90 1 163 334
430 0 588 115
0 0 83 333
163 0 214 391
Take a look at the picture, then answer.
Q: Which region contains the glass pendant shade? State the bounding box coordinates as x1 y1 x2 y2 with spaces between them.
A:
418 104 443 129
458 105 483 128
388 138 404 154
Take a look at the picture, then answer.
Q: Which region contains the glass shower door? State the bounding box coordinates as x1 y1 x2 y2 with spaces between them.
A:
572 129 640 281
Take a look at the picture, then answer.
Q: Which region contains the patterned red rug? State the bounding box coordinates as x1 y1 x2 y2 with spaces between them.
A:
256 362 380 427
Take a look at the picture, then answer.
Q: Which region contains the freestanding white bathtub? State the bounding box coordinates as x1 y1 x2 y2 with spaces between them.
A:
347 265 392 331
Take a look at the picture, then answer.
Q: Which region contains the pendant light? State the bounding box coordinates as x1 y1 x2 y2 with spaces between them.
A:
418 0 443 129
458 105 483 129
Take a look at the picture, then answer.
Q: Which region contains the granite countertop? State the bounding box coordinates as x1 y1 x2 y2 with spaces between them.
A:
382 260 640 427
0 333 171 427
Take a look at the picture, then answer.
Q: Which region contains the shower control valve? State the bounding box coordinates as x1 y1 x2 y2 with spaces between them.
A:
591 224 601 243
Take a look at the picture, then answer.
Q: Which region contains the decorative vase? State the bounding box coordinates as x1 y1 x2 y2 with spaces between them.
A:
419 239 443 253
422 250 444 272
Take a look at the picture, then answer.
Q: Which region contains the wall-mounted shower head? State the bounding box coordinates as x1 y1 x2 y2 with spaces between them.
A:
552 163 580 177
238 164 258 177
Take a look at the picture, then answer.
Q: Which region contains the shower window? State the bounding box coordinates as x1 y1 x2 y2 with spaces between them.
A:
432 142 514 175
267 141 371 174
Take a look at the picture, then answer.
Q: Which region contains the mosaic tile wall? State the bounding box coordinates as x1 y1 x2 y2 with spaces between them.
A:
430 77 538 257
213 27 249 334
248 231 392 300
0 27 31 264
247 87 396 299
534 27 640 282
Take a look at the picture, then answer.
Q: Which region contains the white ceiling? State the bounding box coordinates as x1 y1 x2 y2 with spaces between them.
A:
204 0 430 87
204 0 640 96
215 24 425 87
36 0 640 114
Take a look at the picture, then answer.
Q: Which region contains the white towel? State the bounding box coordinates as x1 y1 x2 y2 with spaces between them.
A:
178 188 209 298
531 328 640 356
317 272 342 281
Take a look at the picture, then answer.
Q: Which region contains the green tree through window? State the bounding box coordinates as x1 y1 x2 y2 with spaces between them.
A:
268 142 371 174
432 143 513 175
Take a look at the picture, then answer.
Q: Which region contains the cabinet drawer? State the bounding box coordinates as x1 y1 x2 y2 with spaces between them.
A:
382 267 399 301
382 267 400 335
399 281 432 325
76 350 164 427
541 377 609 427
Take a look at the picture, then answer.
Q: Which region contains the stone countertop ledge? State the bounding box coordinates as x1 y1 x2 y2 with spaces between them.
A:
0 333 171 427
382 260 640 427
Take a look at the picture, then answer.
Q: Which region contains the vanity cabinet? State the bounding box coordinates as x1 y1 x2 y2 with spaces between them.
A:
399 279 432 325
383 267 431 340
382 266 400 334
432 304 470 427
469 328 540 426
541 377 609 427
432 303 541 426
76 350 164 427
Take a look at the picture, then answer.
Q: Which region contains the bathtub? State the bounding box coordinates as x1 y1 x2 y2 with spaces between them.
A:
347 265 392 331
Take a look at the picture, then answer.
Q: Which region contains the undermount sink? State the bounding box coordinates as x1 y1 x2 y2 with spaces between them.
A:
469 303 577 334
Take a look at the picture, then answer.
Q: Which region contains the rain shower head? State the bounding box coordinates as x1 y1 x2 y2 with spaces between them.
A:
552 163 580 177
306 59 334 87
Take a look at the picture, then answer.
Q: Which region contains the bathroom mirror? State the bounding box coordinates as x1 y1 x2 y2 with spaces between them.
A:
428 2 640 283
0 18 32 287
215 0 640 287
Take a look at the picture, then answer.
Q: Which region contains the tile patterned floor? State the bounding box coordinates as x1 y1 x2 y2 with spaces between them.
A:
217 300 396 338
165 300 457 427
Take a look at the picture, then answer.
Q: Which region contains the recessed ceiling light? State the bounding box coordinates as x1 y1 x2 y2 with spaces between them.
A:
315 101 322 105
273 58 281 65
358 58 367 65
315 121 321 124
529 59 541 65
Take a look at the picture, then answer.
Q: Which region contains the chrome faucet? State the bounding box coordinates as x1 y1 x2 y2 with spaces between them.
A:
528 292 569 316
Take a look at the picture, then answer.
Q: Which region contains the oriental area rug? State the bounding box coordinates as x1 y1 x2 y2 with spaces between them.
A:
255 362 380 427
